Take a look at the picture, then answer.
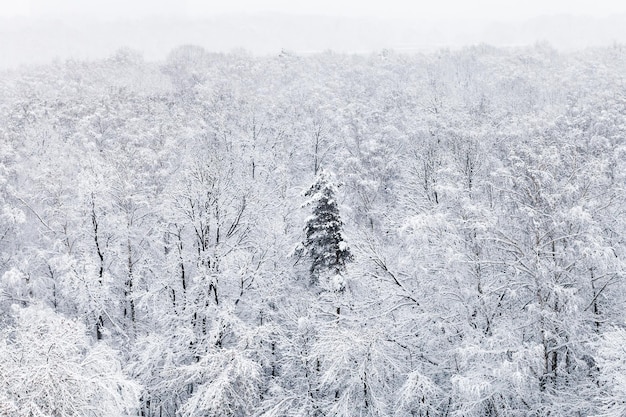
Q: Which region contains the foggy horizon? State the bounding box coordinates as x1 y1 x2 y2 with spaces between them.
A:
3 0 626 69
3 10 626 70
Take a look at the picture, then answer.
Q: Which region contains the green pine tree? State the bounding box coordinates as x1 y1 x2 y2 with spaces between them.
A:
301 170 353 287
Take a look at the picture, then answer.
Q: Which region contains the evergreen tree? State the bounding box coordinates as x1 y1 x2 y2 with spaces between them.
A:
300 170 353 287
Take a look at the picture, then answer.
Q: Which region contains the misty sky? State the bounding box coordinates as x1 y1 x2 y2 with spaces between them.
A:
3 0 626 69
2 0 626 21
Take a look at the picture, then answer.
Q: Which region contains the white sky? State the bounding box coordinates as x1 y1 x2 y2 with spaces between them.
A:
2 0 626 20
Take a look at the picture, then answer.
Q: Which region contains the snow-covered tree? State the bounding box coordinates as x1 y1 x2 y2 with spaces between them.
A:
299 170 353 288
0 304 140 417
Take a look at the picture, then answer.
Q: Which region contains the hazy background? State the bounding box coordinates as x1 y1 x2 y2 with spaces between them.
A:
2 0 626 68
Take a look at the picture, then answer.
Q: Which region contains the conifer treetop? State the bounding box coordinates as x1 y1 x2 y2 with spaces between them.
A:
301 169 353 288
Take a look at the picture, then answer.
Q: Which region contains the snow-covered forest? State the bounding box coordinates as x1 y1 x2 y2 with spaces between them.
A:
1 43 626 416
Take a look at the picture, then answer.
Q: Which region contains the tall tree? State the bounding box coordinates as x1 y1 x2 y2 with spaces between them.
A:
299 170 353 288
